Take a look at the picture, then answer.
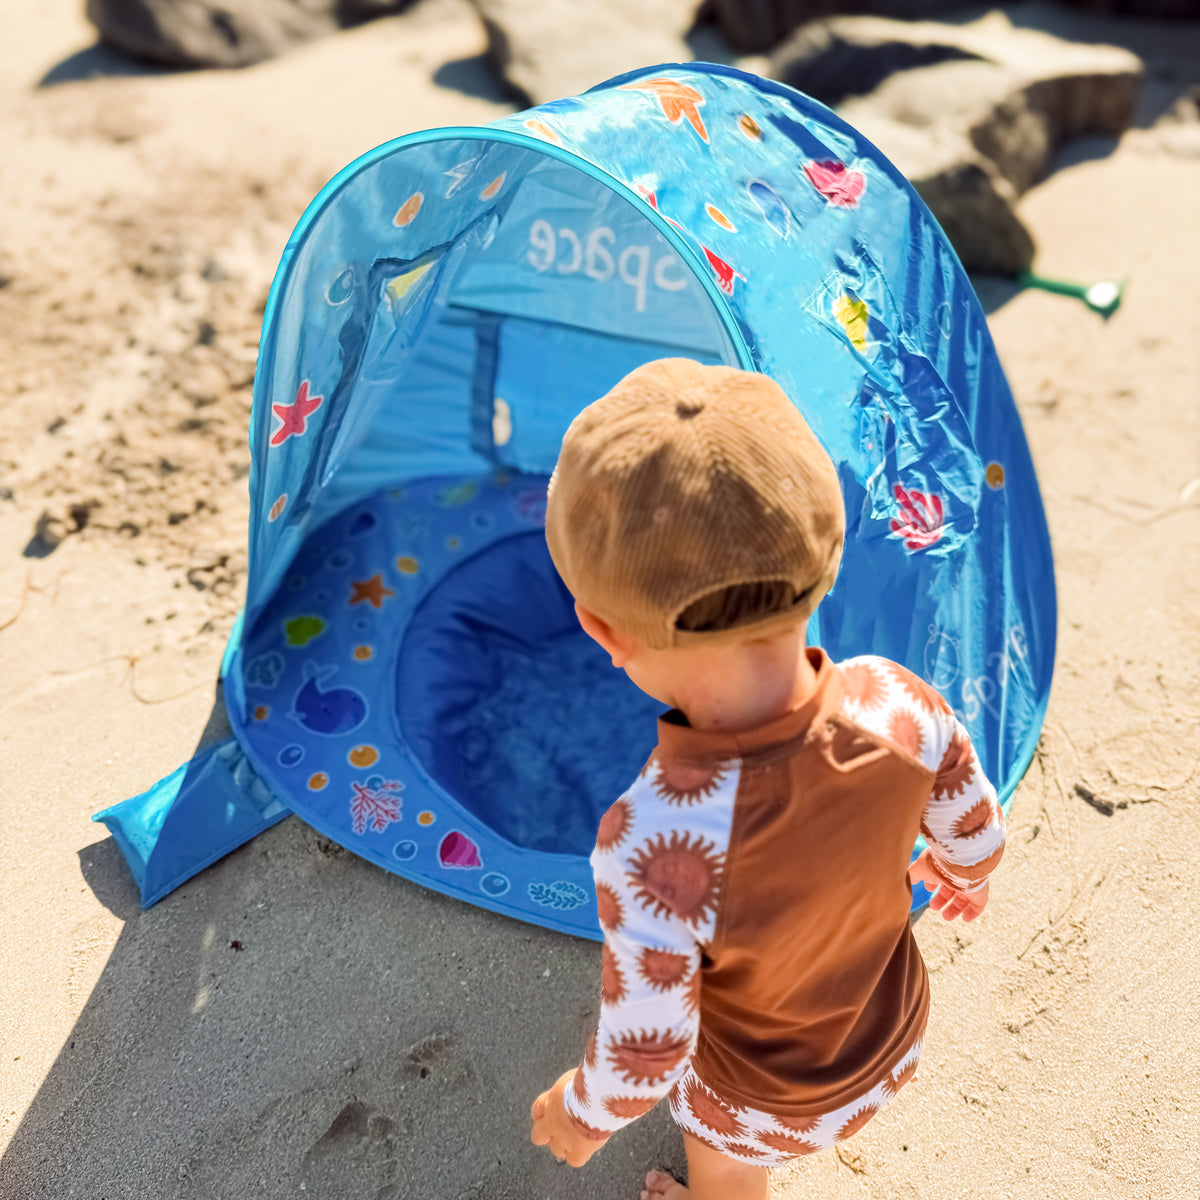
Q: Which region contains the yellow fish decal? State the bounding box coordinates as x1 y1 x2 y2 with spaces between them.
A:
834 295 870 353
386 262 433 307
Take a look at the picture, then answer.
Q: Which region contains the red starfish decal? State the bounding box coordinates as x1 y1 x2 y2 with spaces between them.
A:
803 160 867 208
270 380 323 447
349 574 395 608
621 79 709 143
890 484 944 550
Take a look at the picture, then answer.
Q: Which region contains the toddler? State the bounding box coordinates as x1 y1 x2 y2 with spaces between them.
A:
529 359 1004 1199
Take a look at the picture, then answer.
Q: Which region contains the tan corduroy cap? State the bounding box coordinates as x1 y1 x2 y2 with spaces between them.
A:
545 358 846 649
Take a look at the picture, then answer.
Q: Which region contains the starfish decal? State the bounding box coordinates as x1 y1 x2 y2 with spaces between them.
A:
349 574 395 608
620 79 709 143
270 380 323 447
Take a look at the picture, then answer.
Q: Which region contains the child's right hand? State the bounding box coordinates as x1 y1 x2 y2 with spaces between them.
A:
908 849 989 922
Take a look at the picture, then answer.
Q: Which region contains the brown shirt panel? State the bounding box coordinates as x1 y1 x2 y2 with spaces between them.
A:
659 653 932 1116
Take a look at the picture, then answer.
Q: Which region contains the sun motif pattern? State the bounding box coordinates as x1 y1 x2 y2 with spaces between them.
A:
668 1040 922 1167
562 755 739 1142
561 655 1002 1151
839 655 1004 893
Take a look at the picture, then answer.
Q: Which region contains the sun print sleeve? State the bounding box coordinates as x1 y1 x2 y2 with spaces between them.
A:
920 711 1005 895
562 755 737 1140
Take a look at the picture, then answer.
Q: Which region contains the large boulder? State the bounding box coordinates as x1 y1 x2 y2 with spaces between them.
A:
771 11 1143 272
708 0 1200 55
467 0 705 106
86 0 412 70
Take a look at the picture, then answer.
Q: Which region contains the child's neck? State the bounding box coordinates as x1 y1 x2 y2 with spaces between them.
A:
674 630 820 734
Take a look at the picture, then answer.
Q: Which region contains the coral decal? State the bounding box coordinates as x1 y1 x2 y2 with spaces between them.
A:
803 160 866 208
620 79 709 143
270 380 323 447
439 831 483 869
350 778 404 835
528 880 588 910
702 246 744 296
349 574 395 608
889 484 944 550
834 295 870 352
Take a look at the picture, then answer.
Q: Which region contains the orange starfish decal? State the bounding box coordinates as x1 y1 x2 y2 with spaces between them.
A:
620 78 709 143
349 574 395 608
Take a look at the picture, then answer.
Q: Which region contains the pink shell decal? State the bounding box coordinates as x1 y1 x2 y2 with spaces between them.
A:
439 830 483 869
803 160 866 208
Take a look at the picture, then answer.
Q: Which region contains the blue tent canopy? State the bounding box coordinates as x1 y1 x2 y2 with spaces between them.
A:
96 63 1055 937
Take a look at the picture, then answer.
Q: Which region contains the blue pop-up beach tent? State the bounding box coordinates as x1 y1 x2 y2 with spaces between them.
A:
96 63 1055 938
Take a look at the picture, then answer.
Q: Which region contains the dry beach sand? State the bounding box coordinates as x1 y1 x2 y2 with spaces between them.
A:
1 2 1198 1197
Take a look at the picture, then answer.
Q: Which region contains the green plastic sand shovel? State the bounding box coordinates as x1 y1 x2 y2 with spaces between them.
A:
1018 272 1126 318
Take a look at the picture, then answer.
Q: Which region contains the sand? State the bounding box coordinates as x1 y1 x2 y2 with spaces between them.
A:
1 2 1197 1198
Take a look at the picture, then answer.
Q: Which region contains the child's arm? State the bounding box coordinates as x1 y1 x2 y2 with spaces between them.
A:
912 710 1005 921
530 796 703 1165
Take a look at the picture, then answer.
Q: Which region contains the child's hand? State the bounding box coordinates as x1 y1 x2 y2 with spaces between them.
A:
530 1069 608 1167
909 849 989 922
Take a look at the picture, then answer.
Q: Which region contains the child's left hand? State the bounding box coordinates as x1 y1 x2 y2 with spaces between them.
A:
530 1069 609 1167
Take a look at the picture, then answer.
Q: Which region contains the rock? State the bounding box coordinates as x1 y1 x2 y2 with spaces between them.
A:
467 0 706 106
708 0 1200 55
86 0 412 70
771 12 1143 272
705 0 971 55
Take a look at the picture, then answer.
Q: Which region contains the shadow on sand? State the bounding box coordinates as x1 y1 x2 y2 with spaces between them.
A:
0 695 683 1200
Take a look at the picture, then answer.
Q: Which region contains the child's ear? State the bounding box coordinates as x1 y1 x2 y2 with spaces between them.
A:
574 602 636 668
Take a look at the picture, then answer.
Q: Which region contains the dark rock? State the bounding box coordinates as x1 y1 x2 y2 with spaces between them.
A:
706 0 972 55
708 0 1200 55
86 0 412 70
468 0 707 106
772 12 1142 272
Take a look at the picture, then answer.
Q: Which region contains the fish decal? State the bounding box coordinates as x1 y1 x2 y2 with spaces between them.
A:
291 662 368 735
834 295 870 353
747 180 791 239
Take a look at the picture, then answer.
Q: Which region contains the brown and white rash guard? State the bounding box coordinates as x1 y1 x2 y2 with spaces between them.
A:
562 648 1004 1138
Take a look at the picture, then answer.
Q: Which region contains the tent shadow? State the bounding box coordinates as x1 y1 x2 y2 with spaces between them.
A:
0 787 683 1199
